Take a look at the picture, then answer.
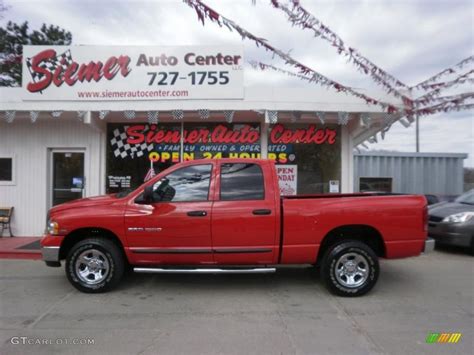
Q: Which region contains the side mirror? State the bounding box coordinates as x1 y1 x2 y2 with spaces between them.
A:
143 185 154 204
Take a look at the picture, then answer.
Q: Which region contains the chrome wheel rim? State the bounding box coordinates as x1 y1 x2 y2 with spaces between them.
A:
334 252 369 288
75 249 110 285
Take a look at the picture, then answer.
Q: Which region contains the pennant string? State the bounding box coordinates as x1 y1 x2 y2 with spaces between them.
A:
270 0 412 102
183 0 401 113
411 56 474 91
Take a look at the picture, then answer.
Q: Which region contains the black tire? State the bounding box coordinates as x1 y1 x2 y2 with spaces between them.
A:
65 238 125 293
321 241 379 297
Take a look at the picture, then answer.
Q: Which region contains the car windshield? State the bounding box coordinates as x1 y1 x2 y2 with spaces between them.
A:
455 190 474 205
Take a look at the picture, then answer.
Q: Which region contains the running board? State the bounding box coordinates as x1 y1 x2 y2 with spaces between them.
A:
133 267 276 274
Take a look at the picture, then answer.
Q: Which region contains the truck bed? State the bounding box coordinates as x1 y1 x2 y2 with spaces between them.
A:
280 194 427 264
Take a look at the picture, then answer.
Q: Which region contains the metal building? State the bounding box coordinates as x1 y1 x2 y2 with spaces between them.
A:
354 151 467 195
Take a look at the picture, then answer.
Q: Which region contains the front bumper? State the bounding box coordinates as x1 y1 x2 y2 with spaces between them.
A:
40 234 64 265
41 246 60 262
428 222 473 247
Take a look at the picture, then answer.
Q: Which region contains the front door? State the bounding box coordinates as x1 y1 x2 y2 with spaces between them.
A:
51 151 85 206
125 163 215 265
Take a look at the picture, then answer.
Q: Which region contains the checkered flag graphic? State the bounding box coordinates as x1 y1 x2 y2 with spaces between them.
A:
110 125 154 159
26 50 73 84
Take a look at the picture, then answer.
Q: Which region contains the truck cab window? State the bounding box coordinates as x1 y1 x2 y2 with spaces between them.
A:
152 164 212 202
220 163 264 201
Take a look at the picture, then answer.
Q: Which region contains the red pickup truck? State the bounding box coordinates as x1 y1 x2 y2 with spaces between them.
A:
41 159 432 296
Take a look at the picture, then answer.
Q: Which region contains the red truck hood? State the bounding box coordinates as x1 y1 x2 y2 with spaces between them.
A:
49 194 118 214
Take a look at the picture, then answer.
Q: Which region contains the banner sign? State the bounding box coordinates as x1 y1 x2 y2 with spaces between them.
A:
109 124 337 164
276 165 297 196
22 45 244 101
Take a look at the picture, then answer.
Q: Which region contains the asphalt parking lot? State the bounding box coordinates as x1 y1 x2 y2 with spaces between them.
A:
0 248 472 355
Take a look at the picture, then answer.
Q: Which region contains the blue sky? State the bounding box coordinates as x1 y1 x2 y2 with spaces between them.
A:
2 0 473 165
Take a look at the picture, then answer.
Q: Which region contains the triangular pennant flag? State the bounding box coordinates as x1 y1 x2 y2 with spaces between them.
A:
172 110 184 120
267 110 278 124
144 166 156 182
338 112 349 125
51 111 63 118
315 111 325 125
124 111 135 120
147 111 159 124
360 113 371 127
4 111 16 123
30 111 39 123
77 111 87 121
368 135 378 144
224 110 234 123
99 110 110 120
198 109 210 120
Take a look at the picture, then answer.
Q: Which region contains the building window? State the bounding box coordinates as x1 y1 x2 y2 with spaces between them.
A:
106 123 181 193
152 164 212 202
268 123 341 195
220 163 265 201
106 122 260 193
359 177 393 193
0 157 13 183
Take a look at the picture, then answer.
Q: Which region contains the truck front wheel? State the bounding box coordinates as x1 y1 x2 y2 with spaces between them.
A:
321 241 379 297
65 238 125 293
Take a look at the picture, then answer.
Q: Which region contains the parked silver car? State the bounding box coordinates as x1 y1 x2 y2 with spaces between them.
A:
428 189 474 254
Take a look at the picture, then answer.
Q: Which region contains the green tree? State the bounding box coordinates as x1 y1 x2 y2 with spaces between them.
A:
0 21 72 86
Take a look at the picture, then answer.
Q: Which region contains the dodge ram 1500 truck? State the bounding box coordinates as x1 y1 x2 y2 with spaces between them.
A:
41 159 432 296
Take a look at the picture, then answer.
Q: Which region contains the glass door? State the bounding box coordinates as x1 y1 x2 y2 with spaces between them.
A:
51 151 85 206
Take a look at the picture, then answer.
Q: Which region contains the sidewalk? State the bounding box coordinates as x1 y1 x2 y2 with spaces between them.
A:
0 237 42 260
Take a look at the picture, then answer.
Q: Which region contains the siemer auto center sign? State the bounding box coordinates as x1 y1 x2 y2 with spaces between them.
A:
22 45 244 100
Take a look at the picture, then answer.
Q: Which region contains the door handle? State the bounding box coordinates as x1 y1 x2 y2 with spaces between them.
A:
252 209 272 216
187 211 207 217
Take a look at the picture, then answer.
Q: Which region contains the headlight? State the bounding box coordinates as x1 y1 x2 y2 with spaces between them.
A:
47 220 59 235
442 212 474 223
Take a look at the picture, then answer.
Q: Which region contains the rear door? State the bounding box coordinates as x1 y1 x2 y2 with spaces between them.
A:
211 161 278 264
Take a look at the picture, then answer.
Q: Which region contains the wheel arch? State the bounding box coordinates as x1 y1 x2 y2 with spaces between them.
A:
316 224 385 265
59 227 126 261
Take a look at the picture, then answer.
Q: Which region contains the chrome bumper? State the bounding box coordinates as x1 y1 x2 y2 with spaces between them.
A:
423 238 435 253
41 246 60 262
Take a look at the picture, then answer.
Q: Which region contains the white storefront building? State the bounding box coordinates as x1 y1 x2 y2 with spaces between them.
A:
0 45 405 236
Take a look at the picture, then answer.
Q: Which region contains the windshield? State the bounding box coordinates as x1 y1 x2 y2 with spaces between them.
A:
455 189 474 205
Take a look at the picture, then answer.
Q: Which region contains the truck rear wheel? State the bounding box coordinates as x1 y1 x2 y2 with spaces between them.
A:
321 241 379 297
65 238 124 293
